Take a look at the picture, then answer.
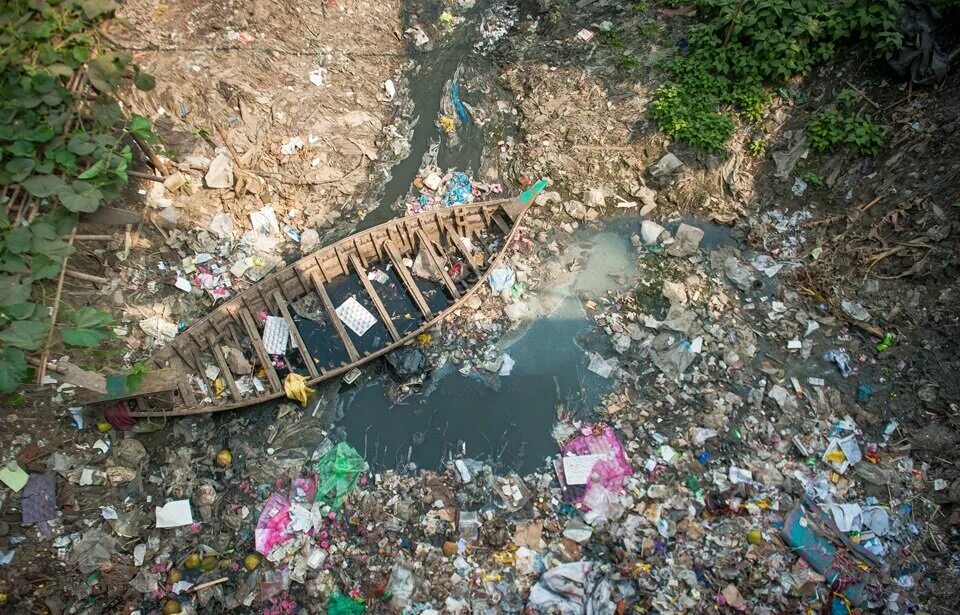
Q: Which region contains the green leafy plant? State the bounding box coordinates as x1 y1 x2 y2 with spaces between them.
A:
748 137 766 157
649 0 903 150
639 19 663 38
0 0 157 393
802 172 824 188
650 85 735 151
126 361 149 392
808 110 884 156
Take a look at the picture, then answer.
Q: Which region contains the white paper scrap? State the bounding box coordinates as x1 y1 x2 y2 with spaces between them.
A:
729 466 753 484
562 454 605 486
335 296 377 337
499 354 515 376
155 500 194 528
262 315 290 355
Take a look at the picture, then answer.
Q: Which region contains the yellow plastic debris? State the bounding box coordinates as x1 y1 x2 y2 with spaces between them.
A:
284 373 315 405
438 115 456 134
416 333 432 346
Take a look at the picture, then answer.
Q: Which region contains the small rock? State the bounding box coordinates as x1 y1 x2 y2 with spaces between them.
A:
225 347 253 375
208 213 234 240
163 172 188 193
724 257 756 291
584 187 605 209
299 229 320 254
640 220 667 245
667 223 705 257
114 439 147 467
841 300 871 322
564 200 587 220
204 153 234 189
662 281 687 305
636 185 657 215
535 191 561 206
650 152 683 177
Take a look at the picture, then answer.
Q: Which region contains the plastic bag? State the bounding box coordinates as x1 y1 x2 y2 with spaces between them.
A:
283 373 315 405
311 442 365 509
328 592 366 614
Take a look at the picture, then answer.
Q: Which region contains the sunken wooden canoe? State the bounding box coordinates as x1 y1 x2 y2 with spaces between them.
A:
124 196 531 417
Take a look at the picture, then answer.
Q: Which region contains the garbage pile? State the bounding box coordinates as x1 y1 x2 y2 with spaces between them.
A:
404 166 502 215
7 200 951 613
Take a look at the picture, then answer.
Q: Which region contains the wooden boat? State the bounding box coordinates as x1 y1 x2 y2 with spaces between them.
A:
123 196 531 417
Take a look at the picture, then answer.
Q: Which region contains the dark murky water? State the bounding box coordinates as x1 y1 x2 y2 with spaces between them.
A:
333 221 643 474
359 0 503 229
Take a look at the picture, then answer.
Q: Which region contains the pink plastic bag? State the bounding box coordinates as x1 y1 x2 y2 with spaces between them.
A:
255 493 293 555
560 426 633 509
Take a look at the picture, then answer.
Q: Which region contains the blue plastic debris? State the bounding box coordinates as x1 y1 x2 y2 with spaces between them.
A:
443 172 473 206
451 82 469 125
781 501 880 607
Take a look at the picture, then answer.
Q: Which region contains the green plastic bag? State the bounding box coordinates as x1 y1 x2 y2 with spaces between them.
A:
312 442 365 509
328 592 366 615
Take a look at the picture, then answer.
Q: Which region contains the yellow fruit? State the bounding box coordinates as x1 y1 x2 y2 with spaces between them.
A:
96 421 112 433
216 449 233 467
183 553 201 569
200 555 218 572
167 567 182 584
162 600 182 615
244 553 261 571
746 529 764 545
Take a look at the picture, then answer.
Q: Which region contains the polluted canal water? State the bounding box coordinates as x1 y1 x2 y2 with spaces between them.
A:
331 220 644 474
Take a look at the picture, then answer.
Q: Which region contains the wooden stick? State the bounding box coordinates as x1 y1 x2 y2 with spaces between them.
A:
131 133 169 177
383 240 432 318
272 289 320 379
65 269 109 284
36 230 76 384
128 170 165 182
349 253 401 342
190 577 229 593
844 81 881 110
70 234 116 241
310 272 360 362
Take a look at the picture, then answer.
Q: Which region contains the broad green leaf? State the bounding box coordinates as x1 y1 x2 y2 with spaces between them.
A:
0 275 31 305
72 46 91 64
61 327 110 348
5 226 32 254
21 174 65 197
133 70 156 92
0 320 49 350
57 181 103 213
87 57 121 93
51 148 78 172
0 255 30 275
71 306 113 329
31 73 56 94
5 158 35 182
25 21 53 41
26 122 55 143
2 303 36 320
129 114 155 142
46 64 74 79
81 0 119 19
42 92 63 107
8 141 35 157
0 347 28 394
67 134 97 156
30 254 61 281
31 231 74 260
